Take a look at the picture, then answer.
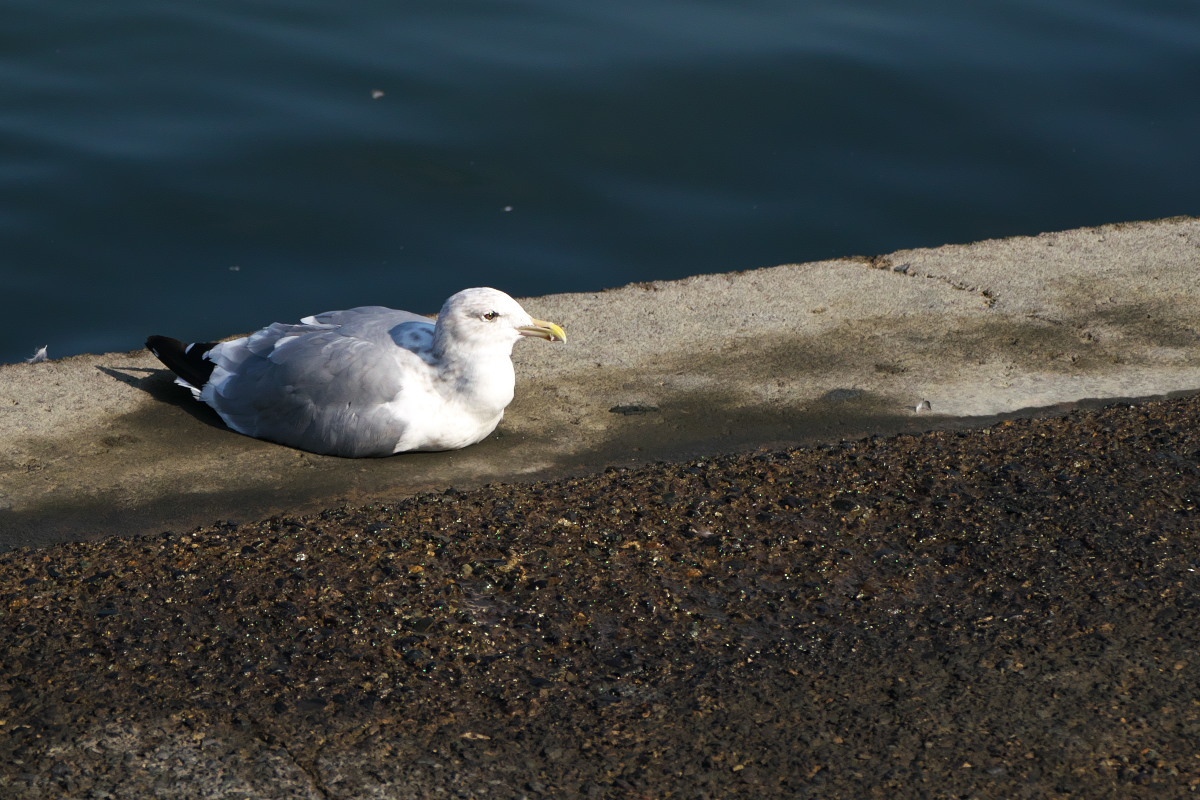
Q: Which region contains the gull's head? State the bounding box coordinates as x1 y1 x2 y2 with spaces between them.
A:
435 287 566 355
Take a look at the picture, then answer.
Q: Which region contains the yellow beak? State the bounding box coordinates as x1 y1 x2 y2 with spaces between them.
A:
518 319 566 343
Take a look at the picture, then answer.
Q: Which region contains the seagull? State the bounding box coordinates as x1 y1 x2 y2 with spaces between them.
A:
146 287 565 457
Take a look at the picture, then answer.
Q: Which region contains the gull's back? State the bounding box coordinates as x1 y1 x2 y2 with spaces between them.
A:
202 307 442 457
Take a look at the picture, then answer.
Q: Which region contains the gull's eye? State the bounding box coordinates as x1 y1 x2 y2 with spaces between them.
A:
482 311 499 321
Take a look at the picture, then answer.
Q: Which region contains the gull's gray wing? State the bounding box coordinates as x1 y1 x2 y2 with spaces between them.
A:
201 307 438 457
300 306 430 334
303 306 438 363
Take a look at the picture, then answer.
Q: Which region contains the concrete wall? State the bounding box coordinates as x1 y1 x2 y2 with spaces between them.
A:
2 217 1198 549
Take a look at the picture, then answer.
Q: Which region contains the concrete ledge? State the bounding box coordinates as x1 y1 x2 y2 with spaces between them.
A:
2 217 1198 549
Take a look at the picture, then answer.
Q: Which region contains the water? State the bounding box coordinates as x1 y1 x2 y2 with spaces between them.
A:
3 0 1198 364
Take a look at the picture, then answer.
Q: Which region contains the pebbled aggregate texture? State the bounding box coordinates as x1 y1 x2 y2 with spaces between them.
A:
1 393 1198 799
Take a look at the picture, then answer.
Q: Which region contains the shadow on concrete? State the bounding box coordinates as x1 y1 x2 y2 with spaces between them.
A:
97 365 227 430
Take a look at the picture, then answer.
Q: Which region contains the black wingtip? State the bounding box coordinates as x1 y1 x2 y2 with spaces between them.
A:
145 334 173 356
146 335 218 389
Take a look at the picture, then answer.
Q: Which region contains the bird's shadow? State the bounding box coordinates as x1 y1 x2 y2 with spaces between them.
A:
97 365 228 430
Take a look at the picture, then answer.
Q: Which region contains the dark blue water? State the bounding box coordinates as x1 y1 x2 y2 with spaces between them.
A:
3 0 1198 364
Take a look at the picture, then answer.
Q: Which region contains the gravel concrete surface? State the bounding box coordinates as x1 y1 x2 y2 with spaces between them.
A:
1 391 1198 799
